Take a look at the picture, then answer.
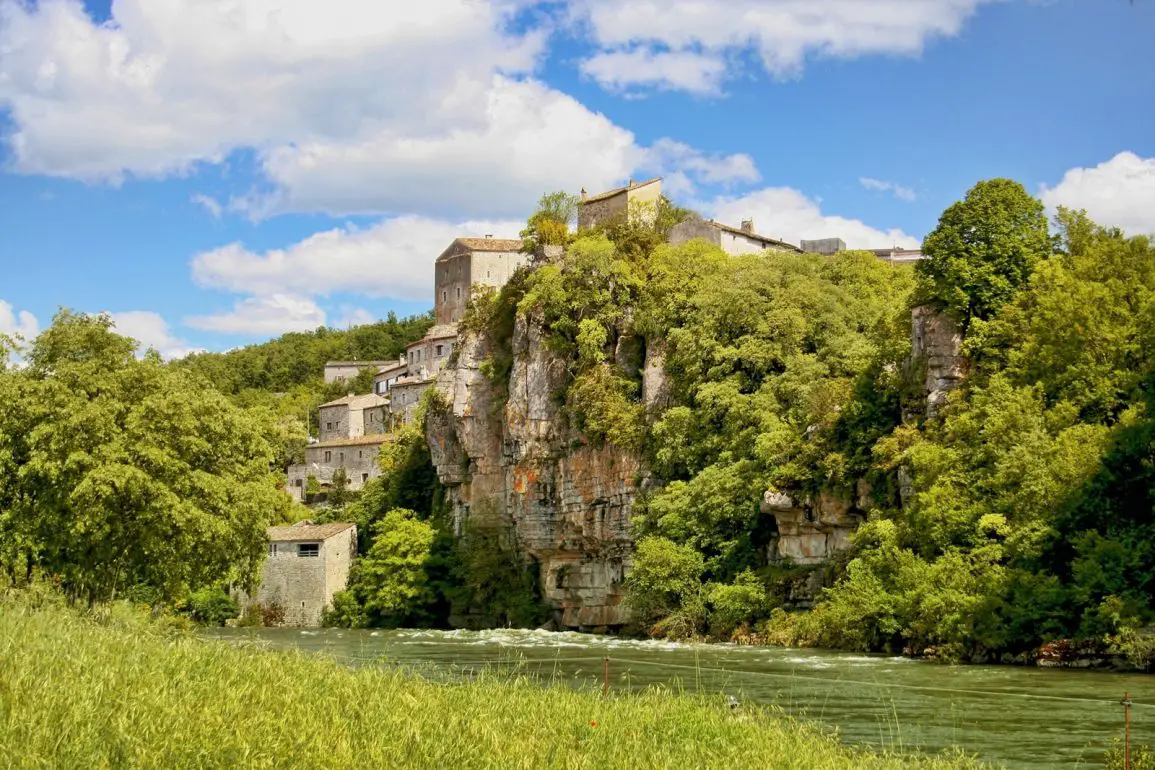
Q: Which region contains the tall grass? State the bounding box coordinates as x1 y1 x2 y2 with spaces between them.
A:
0 592 984 769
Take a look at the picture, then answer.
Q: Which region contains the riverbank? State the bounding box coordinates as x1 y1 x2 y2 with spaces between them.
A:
0 594 982 769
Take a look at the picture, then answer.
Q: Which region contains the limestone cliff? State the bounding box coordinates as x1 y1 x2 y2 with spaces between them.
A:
426 314 652 629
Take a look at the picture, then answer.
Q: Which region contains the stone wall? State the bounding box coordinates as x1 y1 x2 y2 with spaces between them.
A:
762 486 868 567
426 314 651 629
303 440 385 489
254 528 356 627
435 252 472 325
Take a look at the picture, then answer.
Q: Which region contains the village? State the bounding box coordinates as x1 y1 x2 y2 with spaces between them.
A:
252 177 924 627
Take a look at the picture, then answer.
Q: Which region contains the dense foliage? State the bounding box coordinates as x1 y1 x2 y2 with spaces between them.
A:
0 312 293 604
464 179 1155 663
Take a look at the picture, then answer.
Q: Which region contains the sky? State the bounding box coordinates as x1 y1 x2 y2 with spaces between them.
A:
1 0 1153 358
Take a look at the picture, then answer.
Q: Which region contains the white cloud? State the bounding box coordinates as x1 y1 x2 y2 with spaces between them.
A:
570 0 997 91
108 311 203 359
580 49 727 95
706 187 920 249
0 300 39 358
1040 152 1155 237
334 307 378 329
191 215 523 302
185 294 327 335
191 194 223 218
860 176 916 202
0 0 754 218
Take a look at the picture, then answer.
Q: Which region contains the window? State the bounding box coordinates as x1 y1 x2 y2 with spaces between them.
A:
293 479 303 487
435 345 444 356
339 452 345 462
362 473 369 483
441 290 447 302
324 451 331 462
326 422 332 430
298 543 319 558
358 450 363 459
268 543 278 557
456 287 461 299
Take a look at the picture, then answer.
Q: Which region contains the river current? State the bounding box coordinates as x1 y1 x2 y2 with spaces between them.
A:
204 627 1154 768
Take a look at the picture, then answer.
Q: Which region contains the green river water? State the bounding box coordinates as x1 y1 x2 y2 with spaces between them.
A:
205 627 1154 768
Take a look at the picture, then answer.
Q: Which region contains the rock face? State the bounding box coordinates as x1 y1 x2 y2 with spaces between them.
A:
762 486 866 567
910 305 966 418
427 314 651 629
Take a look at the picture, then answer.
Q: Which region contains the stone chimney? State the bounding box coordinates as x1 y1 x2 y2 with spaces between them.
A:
484 233 493 238
740 219 755 234
580 187 587 202
629 178 636 188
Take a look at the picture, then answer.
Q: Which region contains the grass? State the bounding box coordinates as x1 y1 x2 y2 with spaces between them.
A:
0 592 986 769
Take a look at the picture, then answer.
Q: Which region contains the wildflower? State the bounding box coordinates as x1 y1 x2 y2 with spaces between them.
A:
589 721 597 727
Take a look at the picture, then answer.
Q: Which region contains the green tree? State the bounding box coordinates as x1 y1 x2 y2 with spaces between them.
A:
520 191 580 253
917 178 1052 329
328 467 352 508
0 310 289 604
354 508 437 625
624 536 704 628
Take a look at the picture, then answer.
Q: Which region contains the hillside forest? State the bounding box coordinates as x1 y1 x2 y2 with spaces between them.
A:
1 178 1153 665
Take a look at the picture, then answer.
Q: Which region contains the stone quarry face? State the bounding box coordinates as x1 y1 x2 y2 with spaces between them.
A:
427 315 647 629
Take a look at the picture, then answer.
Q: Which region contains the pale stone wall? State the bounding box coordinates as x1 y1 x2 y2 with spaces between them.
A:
318 404 355 442
363 405 388 436
435 252 472 325
406 334 456 380
578 192 628 231
286 463 308 502
389 380 430 423
471 250 530 292
255 527 356 627
304 441 384 489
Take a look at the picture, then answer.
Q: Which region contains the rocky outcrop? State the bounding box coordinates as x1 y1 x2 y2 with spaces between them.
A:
910 305 966 418
762 485 867 567
427 314 650 629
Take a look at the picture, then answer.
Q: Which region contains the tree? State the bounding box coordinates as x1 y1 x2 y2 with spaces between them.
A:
520 191 580 254
0 310 290 604
328 466 352 508
916 178 1052 330
353 508 437 625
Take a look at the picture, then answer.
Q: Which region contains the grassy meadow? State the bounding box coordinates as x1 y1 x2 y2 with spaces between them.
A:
0 592 984 769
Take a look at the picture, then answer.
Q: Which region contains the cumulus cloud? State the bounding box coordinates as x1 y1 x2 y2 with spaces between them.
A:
860 177 917 202
0 300 39 339
191 215 523 302
580 49 728 95
185 294 327 335
706 187 920 249
108 311 203 359
191 194 224 218
1040 152 1155 237
570 0 996 91
0 0 755 218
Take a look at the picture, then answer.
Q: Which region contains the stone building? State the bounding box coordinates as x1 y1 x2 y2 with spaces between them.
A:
388 376 429 424
323 360 390 384
435 237 529 325
251 521 357 627
667 216 801 256
578 177 662 231
872 247 925 264
801 238 847 256
286 433 392 501
317 393 389 443
373 356 408 396
405 324 458 380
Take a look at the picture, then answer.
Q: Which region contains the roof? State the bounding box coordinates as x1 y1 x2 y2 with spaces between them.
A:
319 393 389 409
871 248 924 258
311 433 394 449
436 237 523 262
392 375 430 388
268 521 355 542
583 177 662 204
407 324 457 348
374 361 409 378
324 360 391 368
708 220 802 253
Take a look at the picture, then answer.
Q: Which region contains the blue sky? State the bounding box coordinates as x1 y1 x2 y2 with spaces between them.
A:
1 0 1153 357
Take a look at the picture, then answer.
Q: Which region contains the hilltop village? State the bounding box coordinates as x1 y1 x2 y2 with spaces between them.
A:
284 177 923 504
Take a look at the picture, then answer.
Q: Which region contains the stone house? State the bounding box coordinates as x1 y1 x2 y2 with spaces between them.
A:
435 237 530 325
251 521 357 627
405 324 457 380
286 433 393 501
388 376 429 424
578 177 663 231
317 393 388 443
373 356 408 396
667 216 801 256
872 247 925 264
323 360 391 384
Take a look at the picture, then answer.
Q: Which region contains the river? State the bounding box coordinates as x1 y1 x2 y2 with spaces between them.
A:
204 627 1153 768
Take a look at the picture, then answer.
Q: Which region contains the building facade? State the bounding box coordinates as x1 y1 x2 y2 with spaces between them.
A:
323 361 390 384
434 237 530 325
317 393 389 443
578 177 662 231
373 357 408 395
251 521 357 627
667 216 801 256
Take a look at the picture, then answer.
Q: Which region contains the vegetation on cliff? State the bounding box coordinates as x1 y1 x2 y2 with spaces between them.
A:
461 181 1155 663
0 592 983 769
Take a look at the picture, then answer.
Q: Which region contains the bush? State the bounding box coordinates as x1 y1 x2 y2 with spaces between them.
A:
187 587 239 626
